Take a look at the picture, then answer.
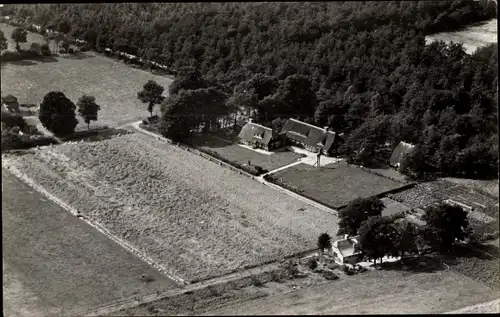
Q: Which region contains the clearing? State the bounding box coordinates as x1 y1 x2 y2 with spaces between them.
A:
269 162 407 209
189 134 304 172
425 18 497 54
2 169 178 317
203 267 498 315
1 24 173 129
2 132 340 283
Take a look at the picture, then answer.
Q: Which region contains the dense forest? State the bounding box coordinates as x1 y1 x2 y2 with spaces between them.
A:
3 1 498 179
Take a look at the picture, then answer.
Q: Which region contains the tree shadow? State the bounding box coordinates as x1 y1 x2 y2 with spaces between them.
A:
379 255 446 273
7 60 38 66
59 52 91 60
59 127 132 143
25 56 58 63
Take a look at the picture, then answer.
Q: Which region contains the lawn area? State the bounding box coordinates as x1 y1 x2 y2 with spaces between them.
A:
1 23 54 51
269 162 407 209
203 267 498 315
1 24 173 129
189 134 305 172
2 169 178 317
2 131 340 283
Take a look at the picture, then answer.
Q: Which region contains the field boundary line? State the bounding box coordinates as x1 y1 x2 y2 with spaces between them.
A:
2 163 187 288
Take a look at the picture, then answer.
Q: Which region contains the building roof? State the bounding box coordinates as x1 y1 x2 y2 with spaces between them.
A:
390 141 415 166
238 122 276 146
280 118 340 152
1 94 18 104
333 236 360 257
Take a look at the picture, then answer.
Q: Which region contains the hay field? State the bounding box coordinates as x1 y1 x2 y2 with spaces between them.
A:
2 132 340 282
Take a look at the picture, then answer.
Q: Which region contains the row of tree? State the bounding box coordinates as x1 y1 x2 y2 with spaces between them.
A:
38 92 101 135
320 197 472 264
3 1 497 178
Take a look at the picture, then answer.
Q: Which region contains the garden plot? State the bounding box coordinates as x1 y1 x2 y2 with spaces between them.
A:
269 162 407 209
2 132 340 282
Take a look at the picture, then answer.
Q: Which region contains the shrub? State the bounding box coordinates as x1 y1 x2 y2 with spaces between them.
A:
41 44 51 56
307 257 318 270
250 275 263 287
342 265 355 275
0 49 22 61
1 112 28 131
18 49 40 59
80 44 92 52
322 270 339 280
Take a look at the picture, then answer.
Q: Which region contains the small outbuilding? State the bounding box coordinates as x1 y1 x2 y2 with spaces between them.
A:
390 141 415 168
331 235 363 265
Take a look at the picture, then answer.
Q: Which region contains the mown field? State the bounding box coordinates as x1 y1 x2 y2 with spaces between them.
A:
1 24 172 129
189 134 304 172
203 268 498 315
2 132 340 282
2 169 177 317
269 162 407 209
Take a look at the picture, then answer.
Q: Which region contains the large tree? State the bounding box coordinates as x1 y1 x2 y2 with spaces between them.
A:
168 68 208 96
337 197 385 237
138 80 166 117
39 91 78 136
317 232 332 254
57 19 71 35
11 28 27 51
356 216 400 265
77 95 101 129
395 221 419 259
0 30 7 50
422 203 470 253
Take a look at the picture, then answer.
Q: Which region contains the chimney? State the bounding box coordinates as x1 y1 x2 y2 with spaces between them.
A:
248 118 252 123
323 126 329 132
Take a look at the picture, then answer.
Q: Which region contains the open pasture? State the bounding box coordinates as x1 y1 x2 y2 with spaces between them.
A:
2 132 340 282
1 22 50 51
270 162 407 209
1 26 173 129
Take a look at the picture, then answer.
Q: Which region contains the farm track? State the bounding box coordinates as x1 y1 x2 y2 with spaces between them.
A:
130 121 340 217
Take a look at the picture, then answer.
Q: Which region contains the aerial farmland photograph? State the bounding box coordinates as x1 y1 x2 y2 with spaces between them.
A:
1 1 499 316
